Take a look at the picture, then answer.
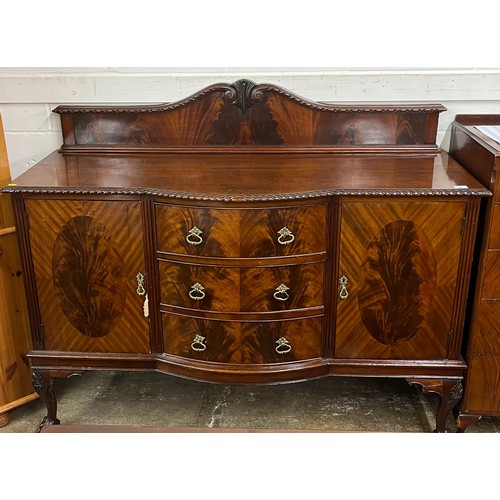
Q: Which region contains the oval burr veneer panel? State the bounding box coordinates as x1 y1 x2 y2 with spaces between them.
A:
52 215 126 338
357 219 437 345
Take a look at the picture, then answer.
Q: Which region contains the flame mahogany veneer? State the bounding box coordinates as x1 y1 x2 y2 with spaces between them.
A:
1 80 491 432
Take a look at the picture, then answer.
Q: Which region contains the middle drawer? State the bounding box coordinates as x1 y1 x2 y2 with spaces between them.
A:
159 261 324 313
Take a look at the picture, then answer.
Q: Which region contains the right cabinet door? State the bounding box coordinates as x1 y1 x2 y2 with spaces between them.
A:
335 200 466 360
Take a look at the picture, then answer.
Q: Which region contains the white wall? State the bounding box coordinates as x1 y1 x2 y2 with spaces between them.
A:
1 67 500 180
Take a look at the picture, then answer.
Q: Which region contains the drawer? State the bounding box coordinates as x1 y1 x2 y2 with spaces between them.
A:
471 301 500 354
159 261 324 312
464 354 500 413
162 313 323 363
155 204 327 257
490 204 500 249
482 251 500 299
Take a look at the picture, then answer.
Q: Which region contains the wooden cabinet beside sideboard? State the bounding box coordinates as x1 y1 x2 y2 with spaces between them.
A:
449 115 500 431
0 114 36 428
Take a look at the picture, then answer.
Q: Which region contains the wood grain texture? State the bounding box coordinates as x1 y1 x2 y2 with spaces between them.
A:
155 204 326 258
52 215 127 338
335 201 465 360
0 233 33 411
482 251 500 298
470 301 500 354
0 115 15 229
162 313 323 363
25 199 150 353
0 412 10 427
53 80 445 151
3 151 489 201
490 204 500 249
159 261 324 313
159 262 240 312
4 88 488 430
0 113 34 419
463 355 500 413
357 219 437 345
449 123 497 188
449 116 500 424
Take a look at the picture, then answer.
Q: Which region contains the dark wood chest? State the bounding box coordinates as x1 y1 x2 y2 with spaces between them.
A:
449 115 500 431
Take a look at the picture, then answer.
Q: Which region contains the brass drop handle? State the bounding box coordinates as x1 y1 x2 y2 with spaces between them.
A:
339 275 348 299
275 337 292 354
186 226 203 245
273 283 290 301
136 272 146 296
277 227 295 245
136 273 149 317
191 334 207 352
189 282 206 300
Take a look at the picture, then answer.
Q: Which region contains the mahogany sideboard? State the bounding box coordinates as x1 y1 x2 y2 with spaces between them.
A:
449 115 500 431
1 80 490 432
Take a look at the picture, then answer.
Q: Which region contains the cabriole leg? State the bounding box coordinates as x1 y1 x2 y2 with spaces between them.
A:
407 377 463 433
31 369 60 432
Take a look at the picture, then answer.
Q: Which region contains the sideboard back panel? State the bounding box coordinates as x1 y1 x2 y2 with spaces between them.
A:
55 80 444 151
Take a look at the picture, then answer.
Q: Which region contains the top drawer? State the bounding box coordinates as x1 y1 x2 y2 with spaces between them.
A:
155 204 327 258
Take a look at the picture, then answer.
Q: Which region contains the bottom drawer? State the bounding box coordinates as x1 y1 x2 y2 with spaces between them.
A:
162 313 323 364
464 355 500 414
482 251 500 298
471 301 500 354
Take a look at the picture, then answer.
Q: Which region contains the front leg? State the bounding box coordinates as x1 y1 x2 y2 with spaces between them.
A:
407 377 463 432
31 370 60 432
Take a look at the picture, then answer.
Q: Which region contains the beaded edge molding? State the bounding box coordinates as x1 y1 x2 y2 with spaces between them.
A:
1 186 491 201
53 79 447 115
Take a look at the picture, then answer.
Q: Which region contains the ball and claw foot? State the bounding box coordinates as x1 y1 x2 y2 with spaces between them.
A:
36 415 61 433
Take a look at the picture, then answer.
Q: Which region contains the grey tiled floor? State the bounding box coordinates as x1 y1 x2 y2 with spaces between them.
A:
2 371 500 432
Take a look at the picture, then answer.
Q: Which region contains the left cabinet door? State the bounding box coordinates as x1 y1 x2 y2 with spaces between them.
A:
25 199 151 353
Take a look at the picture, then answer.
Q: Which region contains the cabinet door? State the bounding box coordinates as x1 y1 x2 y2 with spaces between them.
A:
25 199 150 353
335 201 465 360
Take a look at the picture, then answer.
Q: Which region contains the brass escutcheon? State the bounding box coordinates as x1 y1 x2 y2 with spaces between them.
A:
339 275 348 299
136 272 146 296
